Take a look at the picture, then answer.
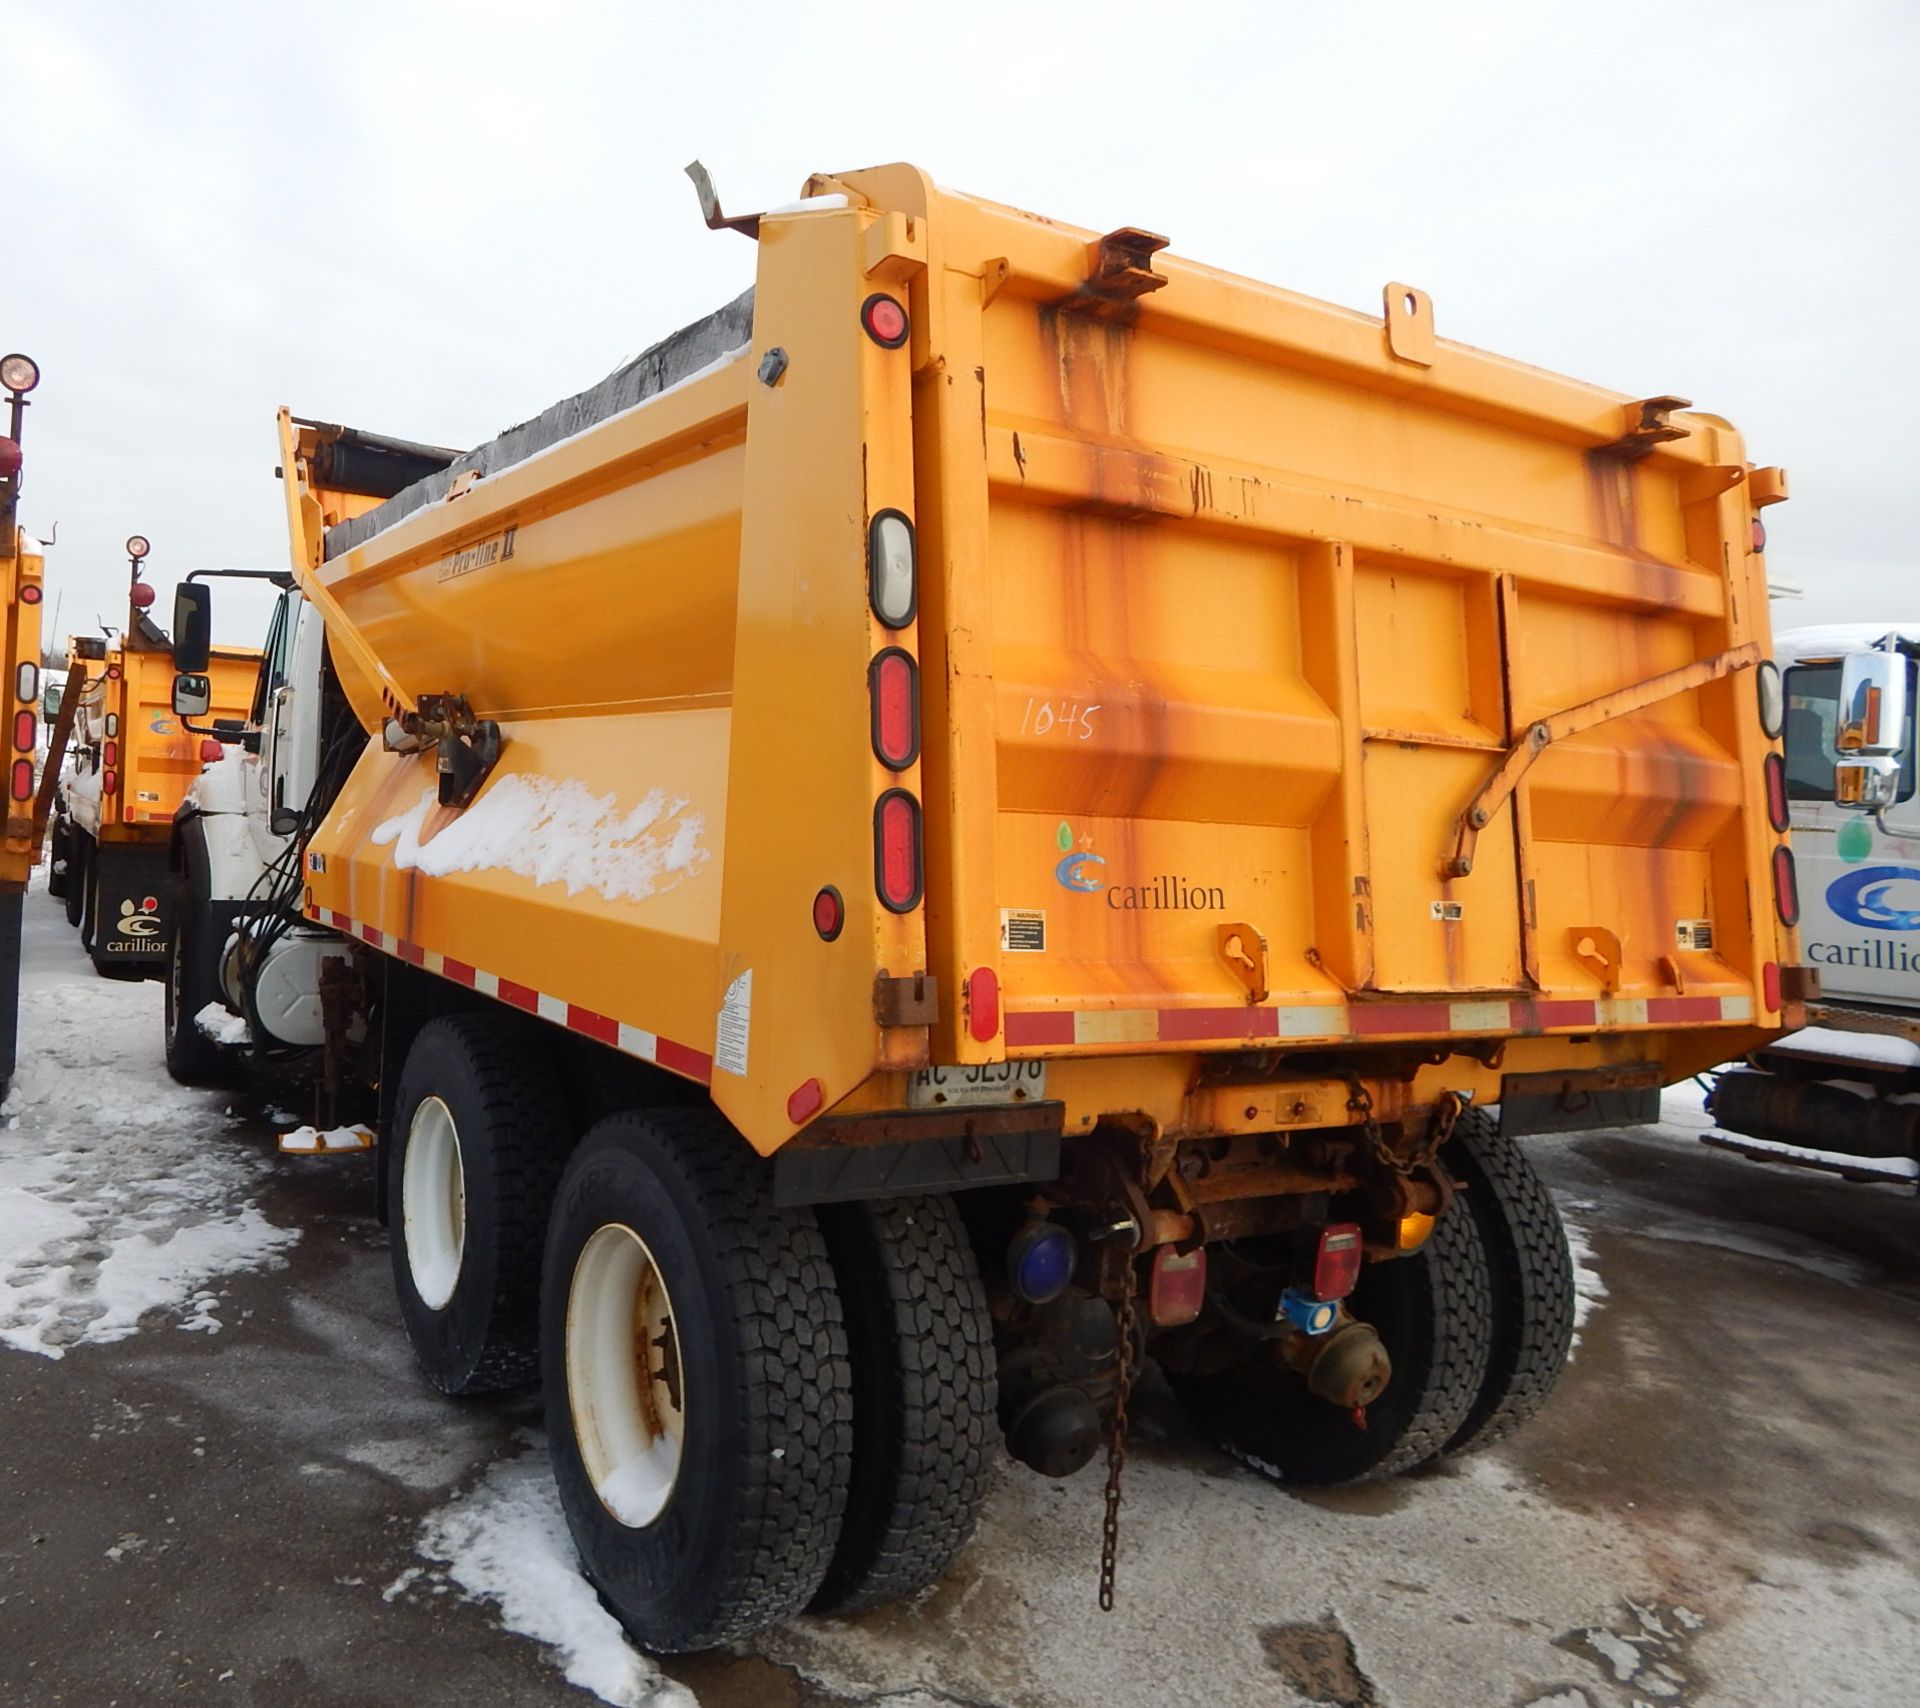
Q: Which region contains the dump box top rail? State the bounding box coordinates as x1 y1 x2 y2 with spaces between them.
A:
282 164 1792 1154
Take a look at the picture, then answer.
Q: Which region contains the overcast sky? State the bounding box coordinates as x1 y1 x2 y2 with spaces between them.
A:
7 0 1917 650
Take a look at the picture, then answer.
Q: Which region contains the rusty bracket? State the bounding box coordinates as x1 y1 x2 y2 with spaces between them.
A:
684 159 761 239
392 692 504 808
1748 465 1790 507
874 971 938 1027
1598 394 1694 461
1443 641 1762 877
1086 228 1169 301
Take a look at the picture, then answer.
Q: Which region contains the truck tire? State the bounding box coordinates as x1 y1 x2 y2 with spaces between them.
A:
810 1196 995 1615
65 831 87 928
1172 1206 1491 1486
47 815 69 901
163 843 238 1086
542 1107 852 1652
1440 1110 1575 1455
388 1015 571 1394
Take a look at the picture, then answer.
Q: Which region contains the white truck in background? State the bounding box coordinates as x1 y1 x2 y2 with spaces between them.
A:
1707 624 1920 1192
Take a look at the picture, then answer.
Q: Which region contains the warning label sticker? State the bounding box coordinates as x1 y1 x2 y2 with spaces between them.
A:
715 968 752 1077
1000 909 1046 953
1675 919 1715 952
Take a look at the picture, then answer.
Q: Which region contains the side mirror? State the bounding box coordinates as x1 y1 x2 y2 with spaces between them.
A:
1837 650 1907 758
1836 755 1901 811
173 582 212 673
172 672 212 719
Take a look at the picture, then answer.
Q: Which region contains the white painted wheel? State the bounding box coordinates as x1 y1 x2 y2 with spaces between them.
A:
566 1221 685 1530
402 1095 466 1311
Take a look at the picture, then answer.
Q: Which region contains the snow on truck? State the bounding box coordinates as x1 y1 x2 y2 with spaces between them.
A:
1705 624 1920 1192
0 351 49 1099
47 541 258 979
167 164 1802 1650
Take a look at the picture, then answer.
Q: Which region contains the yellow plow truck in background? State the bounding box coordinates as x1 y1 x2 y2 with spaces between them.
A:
170 165 1802 1650
0 351 49 1100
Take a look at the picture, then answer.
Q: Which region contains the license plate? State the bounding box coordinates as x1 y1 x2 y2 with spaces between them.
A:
908 1060 1048 1109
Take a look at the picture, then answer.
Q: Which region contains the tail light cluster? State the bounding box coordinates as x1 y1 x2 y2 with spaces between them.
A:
1753 656 1795 1005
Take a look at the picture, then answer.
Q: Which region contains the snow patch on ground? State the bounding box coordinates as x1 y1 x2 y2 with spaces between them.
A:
372 777 708 905
278 1124 372 1153
413 1437 693 1708
1555 1196 1608 1353
194 1002 250 1046
0 932 297 1359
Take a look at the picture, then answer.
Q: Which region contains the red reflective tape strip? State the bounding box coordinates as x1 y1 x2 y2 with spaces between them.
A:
1006 1011 1075 1046
1646 995 1725 1024
567 1004 620 1046
397 940 426 968
1349 1001 1453 1036
442 957 477 988
1512 998 1599 1030
359 923 384 949
497 977 539 1013
655 1037 713 1083
1156 1005 1281 1042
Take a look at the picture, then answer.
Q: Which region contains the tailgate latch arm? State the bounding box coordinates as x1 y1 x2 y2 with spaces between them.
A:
387 693 502 809
1443 641 1762 877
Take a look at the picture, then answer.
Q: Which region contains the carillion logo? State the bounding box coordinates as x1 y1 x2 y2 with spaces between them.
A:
1051 821 1225 910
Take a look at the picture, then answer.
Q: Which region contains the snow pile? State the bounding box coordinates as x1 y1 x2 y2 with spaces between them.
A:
414 1437 693 1708
194 1002 250 1046
278 1124 373 1153
372 778 707 905
0 937 298 1359
1771 1025 1920 1069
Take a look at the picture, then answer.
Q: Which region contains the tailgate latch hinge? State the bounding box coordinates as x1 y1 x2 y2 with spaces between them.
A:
385 692 503 809
875 971 939 1028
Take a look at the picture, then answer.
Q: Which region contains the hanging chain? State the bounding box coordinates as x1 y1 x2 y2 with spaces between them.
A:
1097 1244 1139 1612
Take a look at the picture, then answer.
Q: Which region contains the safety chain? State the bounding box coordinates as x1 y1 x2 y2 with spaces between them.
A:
1097 1247 1139 1612
1347 1079 1469 1179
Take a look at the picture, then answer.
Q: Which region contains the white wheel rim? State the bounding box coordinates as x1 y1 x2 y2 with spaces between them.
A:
566 1222 685 1530
402 1096 466 1310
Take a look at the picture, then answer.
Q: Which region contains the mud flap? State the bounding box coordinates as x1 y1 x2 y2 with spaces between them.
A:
1497 1063 1661 1137
90 844 174 978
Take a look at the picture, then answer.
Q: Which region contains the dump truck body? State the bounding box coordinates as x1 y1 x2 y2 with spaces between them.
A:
176 165 1799 1647
0 523 46 1093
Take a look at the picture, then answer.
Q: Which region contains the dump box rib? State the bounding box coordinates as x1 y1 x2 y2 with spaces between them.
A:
322 287 757 561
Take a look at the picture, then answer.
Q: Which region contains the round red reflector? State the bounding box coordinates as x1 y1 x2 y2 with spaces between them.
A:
873 788 922 912
1751 516 1767 554
967 967 1001 1042
812 885 844 942
12 710 33 751
1772 845 1800 927
19 582 41 604
1763 960 1782 1014
1764 751 1789 832
199 737 225 763
869 647 919 770
106 665 122 681
861 292 909 349
9 758 32 800
102 768 118 796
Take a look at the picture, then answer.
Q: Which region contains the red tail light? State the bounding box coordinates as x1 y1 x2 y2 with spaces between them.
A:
106 665 122 681
0 437 19 479
1751 516 1767 554
199 738 225 763
1764 752 1789 832
967 967 1000 1042
873 789 923 912
812 885 844 942
1148 1246 1207 1327
12 710 32 752
1763 960 1782 1014
1313 1224 1365 1301
19 582 40 604
861 292 909 348
8 759 31 800
102 740 118 768
102 768 118 796
1772 845 1800 927
869 647 919 770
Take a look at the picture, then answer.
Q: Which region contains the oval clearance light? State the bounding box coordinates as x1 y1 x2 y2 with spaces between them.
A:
869 646 920 770
15 661 37 701
102 739 118 768
1772 845 1800 927
12 710 33 752
967 966 1000 1042
9 758 31 800
867 509 916 629
1755 659 1784 740
1763 960 1782 1014
873 788 923 912
812 884 845 942
861 292 909 348
1764 751 1789 832
102 768 118 796
1751 516 1767 554
104 713 119 738
19 582 41 604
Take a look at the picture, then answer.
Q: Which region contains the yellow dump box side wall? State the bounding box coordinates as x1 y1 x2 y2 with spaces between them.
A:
0 531 45 886
294 166 1792 1156
75 645 259 843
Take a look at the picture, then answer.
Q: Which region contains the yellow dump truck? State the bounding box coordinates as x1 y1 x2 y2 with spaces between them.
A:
172 165 1800 1650
53 562 258 978
0 351 49 1097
